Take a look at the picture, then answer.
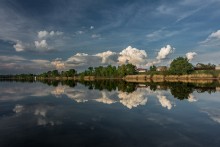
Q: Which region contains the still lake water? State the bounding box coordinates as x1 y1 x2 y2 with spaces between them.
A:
1 80 220 147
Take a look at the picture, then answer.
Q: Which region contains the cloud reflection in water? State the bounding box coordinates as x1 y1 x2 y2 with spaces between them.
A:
118 89 148 109
157 95 173 110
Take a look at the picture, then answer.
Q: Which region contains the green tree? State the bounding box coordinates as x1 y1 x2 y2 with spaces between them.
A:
67 69 76 77
169 57 193 75
118 65 126 77
51 70 59 77
150 65 156 71
125 64 136 75
118 64 136 77
88 67 94 76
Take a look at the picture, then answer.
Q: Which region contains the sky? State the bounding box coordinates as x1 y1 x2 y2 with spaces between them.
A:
0 0 220 74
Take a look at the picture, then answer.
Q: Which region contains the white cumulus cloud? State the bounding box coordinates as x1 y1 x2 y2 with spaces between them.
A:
65 53 101 70
209 30 220 39
186 52 197 61
75 53 88 56
156 45 174 60
95 51 117 64
145 60 161 67
66 53 89 64
38 31 48 38
49 31 63 36
145 45 175 67
38 30 63 38
118 46 148 65
35 40 48 49
13 41 25 52
51 58 65 70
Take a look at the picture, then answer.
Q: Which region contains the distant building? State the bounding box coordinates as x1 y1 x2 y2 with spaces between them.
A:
156 66 167 71
194 63 215 70
136 68 147 73
195 63 203 68
216 65 220 70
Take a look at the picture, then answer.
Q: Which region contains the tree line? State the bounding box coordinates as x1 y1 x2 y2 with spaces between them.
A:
79 64 136 78
0 56 219 79
38 69 77 78
149 57 218 75
32 79 220 100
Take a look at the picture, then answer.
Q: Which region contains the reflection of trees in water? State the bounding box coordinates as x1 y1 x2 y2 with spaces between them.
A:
39 80 77 88
194 82 217 94
2 79 219 101
144 82 169 91
0 79 35 83
78 80 137 93
118 82 137 93
61 80 77 87
169 83 194 100
196 87 216 94
40 80 60 87
77 81 217 100
79 80 118 91
140 82 194 100
142 82 218 100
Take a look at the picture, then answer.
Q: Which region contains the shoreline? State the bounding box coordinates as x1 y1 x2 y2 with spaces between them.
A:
1 74 220 84
124 74 220 83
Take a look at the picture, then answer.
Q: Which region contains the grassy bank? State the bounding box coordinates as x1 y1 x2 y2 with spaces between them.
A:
124 73 220 83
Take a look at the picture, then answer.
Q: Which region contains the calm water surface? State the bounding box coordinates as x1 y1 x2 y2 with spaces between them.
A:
0 81 220 147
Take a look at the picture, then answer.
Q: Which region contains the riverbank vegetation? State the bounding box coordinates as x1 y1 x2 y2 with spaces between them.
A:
1 56 220 81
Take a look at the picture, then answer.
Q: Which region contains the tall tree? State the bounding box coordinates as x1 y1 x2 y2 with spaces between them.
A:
67 69 77 76
88 67 94 75
150 65 156 71
169 57 193 75
125 64 136 75
51 70 59 77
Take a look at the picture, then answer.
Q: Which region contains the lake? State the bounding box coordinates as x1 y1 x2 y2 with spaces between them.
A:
1 80 220 147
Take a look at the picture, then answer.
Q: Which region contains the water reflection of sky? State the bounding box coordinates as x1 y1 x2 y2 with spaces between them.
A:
0 82 176 109
1 82 220 146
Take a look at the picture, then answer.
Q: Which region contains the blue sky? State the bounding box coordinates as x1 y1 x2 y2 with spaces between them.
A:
0 0 220 74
